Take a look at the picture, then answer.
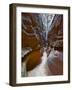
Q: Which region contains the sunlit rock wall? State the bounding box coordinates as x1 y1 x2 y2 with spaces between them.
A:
21 13 63 75
48 15 63 51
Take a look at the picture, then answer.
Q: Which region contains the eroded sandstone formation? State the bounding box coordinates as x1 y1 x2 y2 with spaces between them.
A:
48 15 63 51
21 13 63 76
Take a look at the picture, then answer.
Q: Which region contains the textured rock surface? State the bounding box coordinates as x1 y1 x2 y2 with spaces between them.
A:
21 13 63 77
48 15 63 51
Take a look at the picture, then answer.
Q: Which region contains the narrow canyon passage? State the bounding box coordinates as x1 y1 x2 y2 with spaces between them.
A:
27 48 51 76
21 13 63 77
22 48 63 77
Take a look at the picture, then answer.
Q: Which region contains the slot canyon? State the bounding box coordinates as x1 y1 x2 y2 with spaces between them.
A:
21 13 63 77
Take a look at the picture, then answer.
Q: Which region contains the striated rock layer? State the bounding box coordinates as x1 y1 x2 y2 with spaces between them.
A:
21 13 63 77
